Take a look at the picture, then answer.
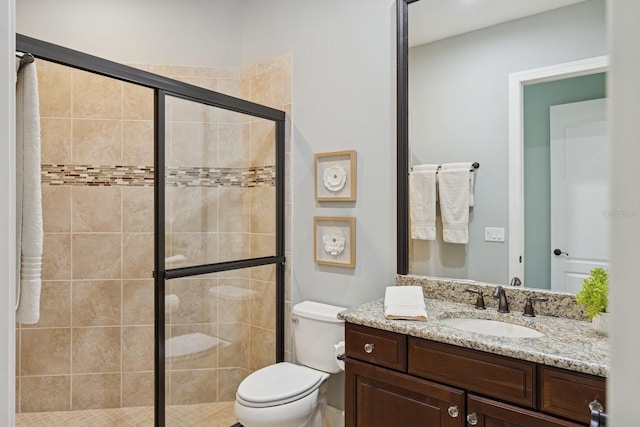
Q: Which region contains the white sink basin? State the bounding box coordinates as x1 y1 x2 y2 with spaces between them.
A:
439 318 545 338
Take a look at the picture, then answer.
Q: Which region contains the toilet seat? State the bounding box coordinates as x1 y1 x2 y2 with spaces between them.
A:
236 362 325 408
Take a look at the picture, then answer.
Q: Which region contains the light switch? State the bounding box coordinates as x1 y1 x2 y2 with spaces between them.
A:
484 227 505 242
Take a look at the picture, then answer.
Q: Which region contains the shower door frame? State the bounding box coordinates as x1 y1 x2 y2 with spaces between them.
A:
16 33 287 427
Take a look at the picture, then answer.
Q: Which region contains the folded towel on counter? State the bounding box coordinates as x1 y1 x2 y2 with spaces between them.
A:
384 286 428 320
438 167 470 244
409 164 438 240
440 162 476 206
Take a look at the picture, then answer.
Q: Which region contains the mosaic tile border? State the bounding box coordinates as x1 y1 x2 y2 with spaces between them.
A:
41 164 276 188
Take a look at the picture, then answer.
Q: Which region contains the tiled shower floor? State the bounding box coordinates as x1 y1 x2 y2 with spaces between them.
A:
16 401 238 427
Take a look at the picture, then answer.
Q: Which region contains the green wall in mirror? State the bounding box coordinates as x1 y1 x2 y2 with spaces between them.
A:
523 73 606 289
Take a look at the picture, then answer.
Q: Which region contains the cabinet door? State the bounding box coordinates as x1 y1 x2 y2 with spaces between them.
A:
540 366 606 424
409 338 536 408
467 394 583 427
346 358 464 427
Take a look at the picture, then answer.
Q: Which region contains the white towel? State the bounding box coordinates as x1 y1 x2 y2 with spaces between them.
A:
384 286 428 320
16 58 43 324
409 164 438 240
440 162 475 206
438 167 470 244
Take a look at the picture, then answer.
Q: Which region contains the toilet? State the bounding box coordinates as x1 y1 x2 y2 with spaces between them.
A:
234 301 346 427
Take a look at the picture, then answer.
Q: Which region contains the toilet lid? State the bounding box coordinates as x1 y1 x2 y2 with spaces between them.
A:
236 362 324 407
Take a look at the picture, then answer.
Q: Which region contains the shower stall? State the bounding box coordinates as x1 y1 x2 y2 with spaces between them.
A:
15 34 289 427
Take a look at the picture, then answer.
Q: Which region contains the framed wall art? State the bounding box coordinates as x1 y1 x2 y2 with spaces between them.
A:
314 150 356 201
313 216 356 267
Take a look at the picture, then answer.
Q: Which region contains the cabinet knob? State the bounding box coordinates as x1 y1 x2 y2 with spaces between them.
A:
447 405 459 418
589 399 604 412
363 343 375 354
466 412 478 425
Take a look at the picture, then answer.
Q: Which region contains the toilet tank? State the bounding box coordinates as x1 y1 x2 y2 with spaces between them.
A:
292 301 346 374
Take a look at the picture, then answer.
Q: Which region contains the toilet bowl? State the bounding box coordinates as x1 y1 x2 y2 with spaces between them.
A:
234 301 346 427
234 362 330 427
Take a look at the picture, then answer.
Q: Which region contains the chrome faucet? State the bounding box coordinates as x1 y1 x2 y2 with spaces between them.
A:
493 286 510 313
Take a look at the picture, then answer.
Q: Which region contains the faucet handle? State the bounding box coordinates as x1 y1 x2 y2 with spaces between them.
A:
465 288 486 310
523 296 549 317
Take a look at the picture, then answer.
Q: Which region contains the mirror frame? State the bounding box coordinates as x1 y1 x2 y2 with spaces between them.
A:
396 0 609 282
396 0 416 275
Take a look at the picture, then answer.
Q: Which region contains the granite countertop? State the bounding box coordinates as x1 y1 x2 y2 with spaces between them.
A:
338 298 608 377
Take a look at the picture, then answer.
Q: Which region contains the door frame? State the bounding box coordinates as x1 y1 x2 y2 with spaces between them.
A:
16 33 286 427
507 55 608 283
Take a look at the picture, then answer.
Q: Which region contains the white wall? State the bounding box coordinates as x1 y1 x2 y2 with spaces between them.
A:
408 0 606 285
609 0 640 424
0 0 16 421
241 0 398 308
16 0 243 67
16 0 398 310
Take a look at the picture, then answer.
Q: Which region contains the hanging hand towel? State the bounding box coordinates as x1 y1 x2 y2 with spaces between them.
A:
15 58 43 324
438 167 470 244
384 286 428 320
409 164 438 240
440 162 475 206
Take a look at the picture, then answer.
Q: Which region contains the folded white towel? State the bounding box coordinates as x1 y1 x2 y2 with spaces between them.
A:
440 162 475 206
409 164 438 240
384 286 428 320
438 167 470 244
16 58 43 324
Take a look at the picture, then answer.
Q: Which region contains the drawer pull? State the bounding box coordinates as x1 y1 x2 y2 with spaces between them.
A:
364 343 375 354
589 399 604 412
466 412 478 425
448 405 459 418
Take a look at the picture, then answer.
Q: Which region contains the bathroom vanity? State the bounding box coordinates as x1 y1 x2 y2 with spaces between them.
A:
339 296 607 427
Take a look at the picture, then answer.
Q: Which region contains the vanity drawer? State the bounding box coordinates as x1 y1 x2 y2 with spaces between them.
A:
408 338 536 408
345 324 407 371
540 366 606 424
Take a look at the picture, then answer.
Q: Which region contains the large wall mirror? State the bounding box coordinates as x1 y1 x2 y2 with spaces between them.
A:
397 0 608 292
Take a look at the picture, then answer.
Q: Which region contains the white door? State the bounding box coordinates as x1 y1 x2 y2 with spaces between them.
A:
550 98 609 293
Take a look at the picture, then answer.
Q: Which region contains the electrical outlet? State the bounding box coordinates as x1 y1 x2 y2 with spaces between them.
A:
484 227 505 242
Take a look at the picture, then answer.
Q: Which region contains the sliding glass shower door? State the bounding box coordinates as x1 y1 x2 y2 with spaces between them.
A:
17 33 285 427
157 92 285 426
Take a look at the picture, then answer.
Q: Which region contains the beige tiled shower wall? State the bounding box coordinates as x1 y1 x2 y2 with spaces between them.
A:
16 55 291 413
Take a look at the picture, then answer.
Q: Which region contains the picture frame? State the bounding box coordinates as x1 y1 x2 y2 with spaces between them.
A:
314 150 356 201
314 216 356 267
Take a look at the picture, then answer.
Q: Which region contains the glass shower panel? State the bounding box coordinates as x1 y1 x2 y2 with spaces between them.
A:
164 95 277 270
164 265 277 423
17 58 157 420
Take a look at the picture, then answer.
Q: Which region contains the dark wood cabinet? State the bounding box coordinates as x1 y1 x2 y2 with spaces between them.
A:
409 338 536 408
345 323 407 371
346 358 465 427
345 323 605 427
467 394 582 427
540 366 607 424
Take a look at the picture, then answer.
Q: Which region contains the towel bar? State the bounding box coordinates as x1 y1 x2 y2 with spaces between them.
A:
410 162 479 173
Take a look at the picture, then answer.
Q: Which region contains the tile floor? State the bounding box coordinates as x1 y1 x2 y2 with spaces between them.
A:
16 401 238 427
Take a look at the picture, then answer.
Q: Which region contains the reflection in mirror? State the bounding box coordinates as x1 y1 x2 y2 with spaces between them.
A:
510 61 608 293
401 0 607 291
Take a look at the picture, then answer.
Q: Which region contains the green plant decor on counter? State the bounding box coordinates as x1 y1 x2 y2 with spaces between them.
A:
575 267 609 319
